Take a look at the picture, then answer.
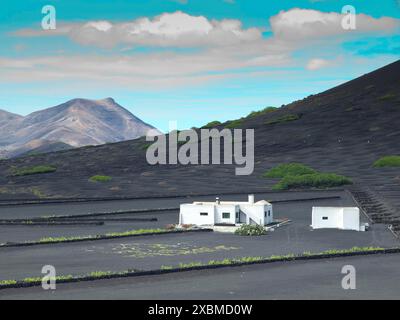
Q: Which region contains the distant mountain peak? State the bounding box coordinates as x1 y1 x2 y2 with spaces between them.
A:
0 97 161 158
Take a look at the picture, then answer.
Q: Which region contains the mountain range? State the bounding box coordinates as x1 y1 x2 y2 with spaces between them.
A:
0 98 160 158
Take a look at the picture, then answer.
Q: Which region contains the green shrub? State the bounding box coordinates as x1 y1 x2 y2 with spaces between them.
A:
89 175 112 182
225 119 243 129
273 173 352 190
12 165 56 176
263 163 316 178
235 224 267 236
379 93 396 101
247 106 277 118
202 121 222 128
373 156 400 168
266 114 301 125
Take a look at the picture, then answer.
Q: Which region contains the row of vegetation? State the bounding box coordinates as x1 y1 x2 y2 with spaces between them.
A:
160 246 385 270
11 165 56 176
202 106 279 129
373 156 400 168
9 165 112 183
0 270 127 287
0 228 182 247
37 228 175 244
263 163 352 191
0 246 388 288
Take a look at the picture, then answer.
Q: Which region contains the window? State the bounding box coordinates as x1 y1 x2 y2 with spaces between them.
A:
265 210 271 217
222 212 230 219
322 217 328 220
200 212 208 216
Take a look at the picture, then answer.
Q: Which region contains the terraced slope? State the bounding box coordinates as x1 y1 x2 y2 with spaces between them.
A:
0 60 398 221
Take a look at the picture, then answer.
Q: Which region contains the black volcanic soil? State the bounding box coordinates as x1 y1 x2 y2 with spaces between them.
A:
0 60 399 214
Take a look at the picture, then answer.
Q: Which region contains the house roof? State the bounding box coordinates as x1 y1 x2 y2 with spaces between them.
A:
189 200 272 206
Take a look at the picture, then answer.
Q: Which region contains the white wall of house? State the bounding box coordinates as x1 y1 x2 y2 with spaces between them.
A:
342 208 360 230
179 196 273 227
180 203 215 225
215 204 237 225
311 207 361 231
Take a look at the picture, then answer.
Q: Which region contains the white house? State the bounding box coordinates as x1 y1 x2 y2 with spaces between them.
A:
311 207 368 232
179 195 273 227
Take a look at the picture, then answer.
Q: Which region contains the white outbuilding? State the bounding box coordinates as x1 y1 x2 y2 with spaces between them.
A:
179 195 273 227
311 207 368 232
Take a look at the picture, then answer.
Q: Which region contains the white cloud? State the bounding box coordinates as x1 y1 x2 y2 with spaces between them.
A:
270 8 399 41
306 58 332 70
15 11 262 48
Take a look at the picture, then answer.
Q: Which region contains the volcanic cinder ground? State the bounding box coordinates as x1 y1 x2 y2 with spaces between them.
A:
0 191 399 299
0 61 399 299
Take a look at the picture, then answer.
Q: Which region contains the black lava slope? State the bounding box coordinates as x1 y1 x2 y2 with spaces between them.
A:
0 60 399 214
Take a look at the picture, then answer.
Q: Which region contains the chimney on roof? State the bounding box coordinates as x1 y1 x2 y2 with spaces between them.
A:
248 194 254 204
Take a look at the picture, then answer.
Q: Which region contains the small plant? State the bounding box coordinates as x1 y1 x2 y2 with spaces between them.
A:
265 114 301 125
263 163 316 178
235 224 267 236
373 156 400 168
89 175 112 182
12 165 56 176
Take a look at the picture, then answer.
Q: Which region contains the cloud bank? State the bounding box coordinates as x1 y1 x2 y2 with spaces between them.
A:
5 9 399 88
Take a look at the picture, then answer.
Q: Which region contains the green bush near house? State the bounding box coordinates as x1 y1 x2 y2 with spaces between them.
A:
273 173 352 191
12 165 56 176
265 114 301 125
89 175 112 183
263 163 316 178
235 224 267 236
373 156 400 168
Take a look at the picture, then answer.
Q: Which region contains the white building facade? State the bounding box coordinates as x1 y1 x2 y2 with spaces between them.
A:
311 207 366 231
179 195 273 227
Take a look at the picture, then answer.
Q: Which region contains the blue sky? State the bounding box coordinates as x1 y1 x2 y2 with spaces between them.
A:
0 0 399 131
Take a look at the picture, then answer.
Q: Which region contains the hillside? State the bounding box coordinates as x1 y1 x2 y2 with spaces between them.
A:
0 98 160 158
0 60 399 215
